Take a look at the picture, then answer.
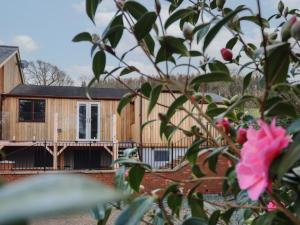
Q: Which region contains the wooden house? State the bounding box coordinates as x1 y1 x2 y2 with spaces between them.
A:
0 46 223 171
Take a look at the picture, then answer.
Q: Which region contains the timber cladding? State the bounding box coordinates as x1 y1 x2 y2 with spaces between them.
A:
1 97 132 142
3 55 22 93
135 93 211 145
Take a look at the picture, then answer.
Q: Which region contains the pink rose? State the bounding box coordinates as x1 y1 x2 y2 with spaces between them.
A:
236 119 291 200
216 118 230 135
237 128 247 145
267 201 277 212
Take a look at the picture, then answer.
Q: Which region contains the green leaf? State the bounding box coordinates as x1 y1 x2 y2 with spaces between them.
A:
140 82 152 97
156 47 176 64
188 194 207 220
194 23 211 44
265 102 297 118
225 36 238 49
208 61 229 74
252 212 276 225
166 95 188 122
263 42 290 84
0 174 122 225
203 5 247 51
190 72 232 86
91 204 112 225
216 95 257 119
144 34 155 55
184 139 206 164
239 16 270 28
148 84 163 115
242 72 252 94
159 36 189 56
288 119 300 134
72 32 92 43
276 135 300 179
114 158 152 170
128 165 145 192
120 66 140 76
124 1 148 20
141 119 156 131
209 210 221 225
182 217 208 225
221 208 235 224
86 0 102 24
115 196 154 225
167 193 183 216
134 12 157 41
117 93 134 115
93 51 106 79
165 8 196 29
102 15 124 48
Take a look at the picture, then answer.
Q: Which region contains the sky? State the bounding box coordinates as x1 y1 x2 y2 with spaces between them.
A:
0 0 298 85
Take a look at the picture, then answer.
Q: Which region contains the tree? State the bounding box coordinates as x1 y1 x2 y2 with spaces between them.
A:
24 60 74 86
73 0 300 224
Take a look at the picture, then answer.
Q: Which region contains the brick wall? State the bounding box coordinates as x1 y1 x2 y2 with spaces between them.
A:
0 154 231 194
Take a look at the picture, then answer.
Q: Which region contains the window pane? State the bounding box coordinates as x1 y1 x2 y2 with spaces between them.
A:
90 105 98 139
154 150 169 161
34 100 45 121
19 100 33 121
79 105 86 139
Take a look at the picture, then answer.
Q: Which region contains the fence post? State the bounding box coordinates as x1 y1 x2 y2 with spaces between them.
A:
206 122 209 147
44 141 47 171
112 114 119 169
53 113 58 170
171 142 174 169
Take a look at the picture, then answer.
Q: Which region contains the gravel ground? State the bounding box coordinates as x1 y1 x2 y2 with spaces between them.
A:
30 195 243 225
31 211 120 225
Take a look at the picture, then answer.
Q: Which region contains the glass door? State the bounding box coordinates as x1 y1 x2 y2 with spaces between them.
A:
77 102 100 140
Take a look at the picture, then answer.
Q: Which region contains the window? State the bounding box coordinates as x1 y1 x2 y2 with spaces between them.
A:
154 150 169 161
19 99 45 122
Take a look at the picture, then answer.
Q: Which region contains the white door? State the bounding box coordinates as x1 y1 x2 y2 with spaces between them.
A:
77 102 100 141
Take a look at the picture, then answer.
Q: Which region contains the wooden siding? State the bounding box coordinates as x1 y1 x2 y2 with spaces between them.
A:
0 66 4 93
133 94 210 145
3 55 22 93
2 97 131 142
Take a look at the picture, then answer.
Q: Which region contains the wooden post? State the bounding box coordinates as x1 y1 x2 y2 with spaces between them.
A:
53 113 58 170
112 114 119 169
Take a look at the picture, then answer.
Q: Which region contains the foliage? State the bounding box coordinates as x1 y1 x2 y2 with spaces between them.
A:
73 0 300 224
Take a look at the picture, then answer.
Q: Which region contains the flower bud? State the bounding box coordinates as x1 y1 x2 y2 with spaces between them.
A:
220 48 233 61
278 1 284 15
116 0 125 10
237 128 247 145
216 0 226 9
281 16 297 41
216 118 230 135
291 20 300 40
91 33 101 44
155 0 161 14
183 23 194 41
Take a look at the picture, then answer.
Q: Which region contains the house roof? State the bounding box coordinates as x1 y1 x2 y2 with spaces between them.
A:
6 84 130 100
0 46 18 66
5 84 225 103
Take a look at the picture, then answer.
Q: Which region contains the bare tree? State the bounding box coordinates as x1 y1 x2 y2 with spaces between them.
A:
24 60 74 86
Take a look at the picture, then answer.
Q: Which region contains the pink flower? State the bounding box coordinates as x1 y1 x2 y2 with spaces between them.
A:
216 118 230 135
237 128 247 145
267 201 277 212
236 119 291 200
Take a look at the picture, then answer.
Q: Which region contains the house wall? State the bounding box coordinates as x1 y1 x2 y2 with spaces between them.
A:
2 55 22 93
1 97 131 142
133 93 211 145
